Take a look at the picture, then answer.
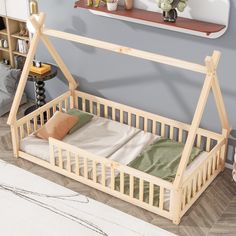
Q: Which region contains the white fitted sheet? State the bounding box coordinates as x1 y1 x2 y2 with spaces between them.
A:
20 116 140 161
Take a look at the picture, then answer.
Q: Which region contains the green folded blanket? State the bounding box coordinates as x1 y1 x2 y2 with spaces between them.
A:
115 138 202 206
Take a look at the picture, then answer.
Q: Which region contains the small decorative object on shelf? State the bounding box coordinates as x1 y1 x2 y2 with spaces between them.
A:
125 0 133 10
107 0 118 11
2 58 10 65
87 0 106 7
30 0 39 15
3 39 8 48
0 39 8 48
156 0 187 22
19 22 29 37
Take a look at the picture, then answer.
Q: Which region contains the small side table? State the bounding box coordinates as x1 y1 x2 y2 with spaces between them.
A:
24 64 58 117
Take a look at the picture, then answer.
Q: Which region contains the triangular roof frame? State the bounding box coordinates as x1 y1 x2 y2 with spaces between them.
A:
7 13 230 188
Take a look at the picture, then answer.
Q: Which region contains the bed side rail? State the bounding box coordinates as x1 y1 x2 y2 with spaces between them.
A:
15 91 72 140
74 90 223 152
49 137 174 219
178 138 225 217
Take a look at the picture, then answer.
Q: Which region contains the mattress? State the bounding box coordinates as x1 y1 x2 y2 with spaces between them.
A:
20 116 140 161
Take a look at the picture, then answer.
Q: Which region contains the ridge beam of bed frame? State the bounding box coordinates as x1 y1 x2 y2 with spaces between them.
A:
43 28 207 74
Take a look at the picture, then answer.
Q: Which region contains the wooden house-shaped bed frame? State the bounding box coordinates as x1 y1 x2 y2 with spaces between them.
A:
8 13 230 224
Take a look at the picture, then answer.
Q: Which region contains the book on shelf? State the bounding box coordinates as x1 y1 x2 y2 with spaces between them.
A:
16 39 29 54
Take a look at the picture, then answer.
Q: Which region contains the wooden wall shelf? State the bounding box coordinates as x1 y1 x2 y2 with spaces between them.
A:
0 16 29 68
74 0 228 39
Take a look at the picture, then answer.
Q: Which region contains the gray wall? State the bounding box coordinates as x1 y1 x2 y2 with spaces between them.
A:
26 0 236 163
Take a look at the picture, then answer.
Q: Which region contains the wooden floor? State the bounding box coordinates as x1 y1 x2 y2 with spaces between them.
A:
1 104 236 236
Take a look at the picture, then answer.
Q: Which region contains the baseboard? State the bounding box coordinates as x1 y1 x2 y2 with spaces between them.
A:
225 163 233 170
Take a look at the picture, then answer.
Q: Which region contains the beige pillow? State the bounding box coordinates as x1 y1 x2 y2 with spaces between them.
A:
35 111 79 140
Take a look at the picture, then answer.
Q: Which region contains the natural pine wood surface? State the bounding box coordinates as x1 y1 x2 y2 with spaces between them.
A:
0 104 236 236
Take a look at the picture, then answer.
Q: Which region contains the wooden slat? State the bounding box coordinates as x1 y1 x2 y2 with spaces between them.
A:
192 176 197 197
203 163 207 184
207 159 212 179
169 126 174 140
144 117 147 132
75 96 79 109
161 123 165 137
187 182 192 203
112 108 116 121
46 109 50 121
139 179 144 201
136 116 140 129
58 148 63 168
26 121 31 135
102 164 106 186
129 175 134 198
120 110 124 123
159 186 164 210
75 154 80 175
59 101 63 112
65 98 69 111
20 125 24 139
149 183 154 206
104 105 108 118
40 113 44 126
128 113 132 126
197 135 201 148
84 157 88 178
67 151 71 172
97 103 101 116
152 121 157 135
93 160 97 182
33 117 37 131
181 187 187 209
90 101 93 114
206 138 211 152
110 165 115 190
197 171 202 191
178 129 183 143
120 172 124 194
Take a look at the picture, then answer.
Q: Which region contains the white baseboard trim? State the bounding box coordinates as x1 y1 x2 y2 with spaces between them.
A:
225 163 233 170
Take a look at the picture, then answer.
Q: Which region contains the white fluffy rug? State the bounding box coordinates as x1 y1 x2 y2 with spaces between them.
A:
0 160 176 236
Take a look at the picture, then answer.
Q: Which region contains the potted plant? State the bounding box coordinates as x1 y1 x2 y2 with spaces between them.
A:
106 0 118 11
156 0 187 22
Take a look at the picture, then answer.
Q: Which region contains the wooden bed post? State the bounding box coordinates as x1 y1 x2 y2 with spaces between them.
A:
7 14 45 126
172 56 214 223
172 52 230 223
211 51 230 170
7 13 46 157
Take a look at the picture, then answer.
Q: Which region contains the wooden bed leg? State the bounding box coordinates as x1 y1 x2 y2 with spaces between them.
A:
220 129 229 172
171 188 182 225
10 125 19 158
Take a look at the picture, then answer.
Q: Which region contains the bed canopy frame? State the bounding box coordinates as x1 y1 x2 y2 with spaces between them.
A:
8 13 230 224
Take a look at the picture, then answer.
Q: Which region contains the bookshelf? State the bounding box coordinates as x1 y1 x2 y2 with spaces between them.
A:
0 16 30 68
